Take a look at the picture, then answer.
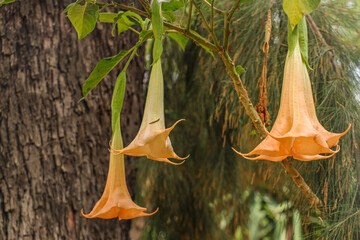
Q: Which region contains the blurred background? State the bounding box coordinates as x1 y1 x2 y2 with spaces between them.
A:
1 0 359 239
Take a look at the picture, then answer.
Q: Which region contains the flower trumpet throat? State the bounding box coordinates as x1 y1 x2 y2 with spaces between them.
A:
82 127 158 220
112 59 189 165
234 26 350 162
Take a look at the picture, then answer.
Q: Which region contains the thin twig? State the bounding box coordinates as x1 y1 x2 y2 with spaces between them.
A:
89 0 149 17
220 51 268 138
164 29 178 34
227 0 241 19
192 0 220 48
199 0 225 16
137 0 151 16
186 0 193 32
280 159 323 209
224 0 241 50
164 22 217 52
192 1 211 32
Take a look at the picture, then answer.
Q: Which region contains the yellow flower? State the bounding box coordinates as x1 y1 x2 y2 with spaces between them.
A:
112 59 188 165
233 34 350 161
82 126 157 220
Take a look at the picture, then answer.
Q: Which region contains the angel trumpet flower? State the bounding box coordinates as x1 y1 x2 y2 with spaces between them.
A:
112 59 188 165
82 126 158 220
234 23 350 162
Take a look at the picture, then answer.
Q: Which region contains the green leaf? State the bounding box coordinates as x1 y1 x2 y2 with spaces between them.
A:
163 12 177 23
142 18 150 30
236 65 246 74
67 3 99 40
287 21 299 53
283 0 320 29
0 0 15 7
82 50 129 98
98 12 118 23
124 12 143 26
116 12 142 34
111 71 126 132
162 0 184 12
139 29 153 41
168 33 188 51
250 130 257 136
116 15 135 35
190 30 214 58
199 44 214 58
152 0 163 64
63 0 83 14
107 12 142 35
297 17 312 70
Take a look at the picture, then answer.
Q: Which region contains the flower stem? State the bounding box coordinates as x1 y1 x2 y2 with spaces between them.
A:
186 0 193 32
192 0 220 48
198 0 225 16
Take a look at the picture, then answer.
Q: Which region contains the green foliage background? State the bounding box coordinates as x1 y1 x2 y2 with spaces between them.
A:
136 0 360 239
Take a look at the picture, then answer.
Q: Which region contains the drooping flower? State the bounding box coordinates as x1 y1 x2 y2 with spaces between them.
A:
82 126 158 220
233 21 350 162
112 59 188 165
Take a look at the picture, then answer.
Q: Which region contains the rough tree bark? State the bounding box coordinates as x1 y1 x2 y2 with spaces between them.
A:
0 0 144 239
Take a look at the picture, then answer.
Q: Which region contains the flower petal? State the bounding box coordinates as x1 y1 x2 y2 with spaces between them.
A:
233 32 350 162
82 126 157 220
112 119 188 165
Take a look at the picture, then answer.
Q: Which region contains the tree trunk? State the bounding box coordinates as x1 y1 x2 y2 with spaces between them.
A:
0 1 144 239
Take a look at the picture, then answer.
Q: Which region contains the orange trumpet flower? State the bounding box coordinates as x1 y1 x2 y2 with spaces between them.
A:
233 26 350 162
82 126 158 220
112 59 188 165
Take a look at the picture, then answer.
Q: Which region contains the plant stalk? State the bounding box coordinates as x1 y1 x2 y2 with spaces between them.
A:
199 0 225 16
192 0 220 48
224 0 241 50
186 0 193 31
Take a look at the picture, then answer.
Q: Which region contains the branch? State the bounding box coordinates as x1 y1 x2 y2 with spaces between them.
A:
192 0 220 48
186 0 193 31
164 22 217 52
199 0 225 16
280 160 323 209
227 0 241 19
90 0 217 53
138 0 151 16
220 51 268 138
224 0 241 50
89 0 149 17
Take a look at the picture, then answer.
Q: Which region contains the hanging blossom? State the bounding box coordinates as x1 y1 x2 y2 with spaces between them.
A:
112 59 188 165
233 22 350 162
82 126 158 220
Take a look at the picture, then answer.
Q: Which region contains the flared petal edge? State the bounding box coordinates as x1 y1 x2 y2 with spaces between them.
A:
292 145 340 161
81 207 159 221
232 147 288 162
